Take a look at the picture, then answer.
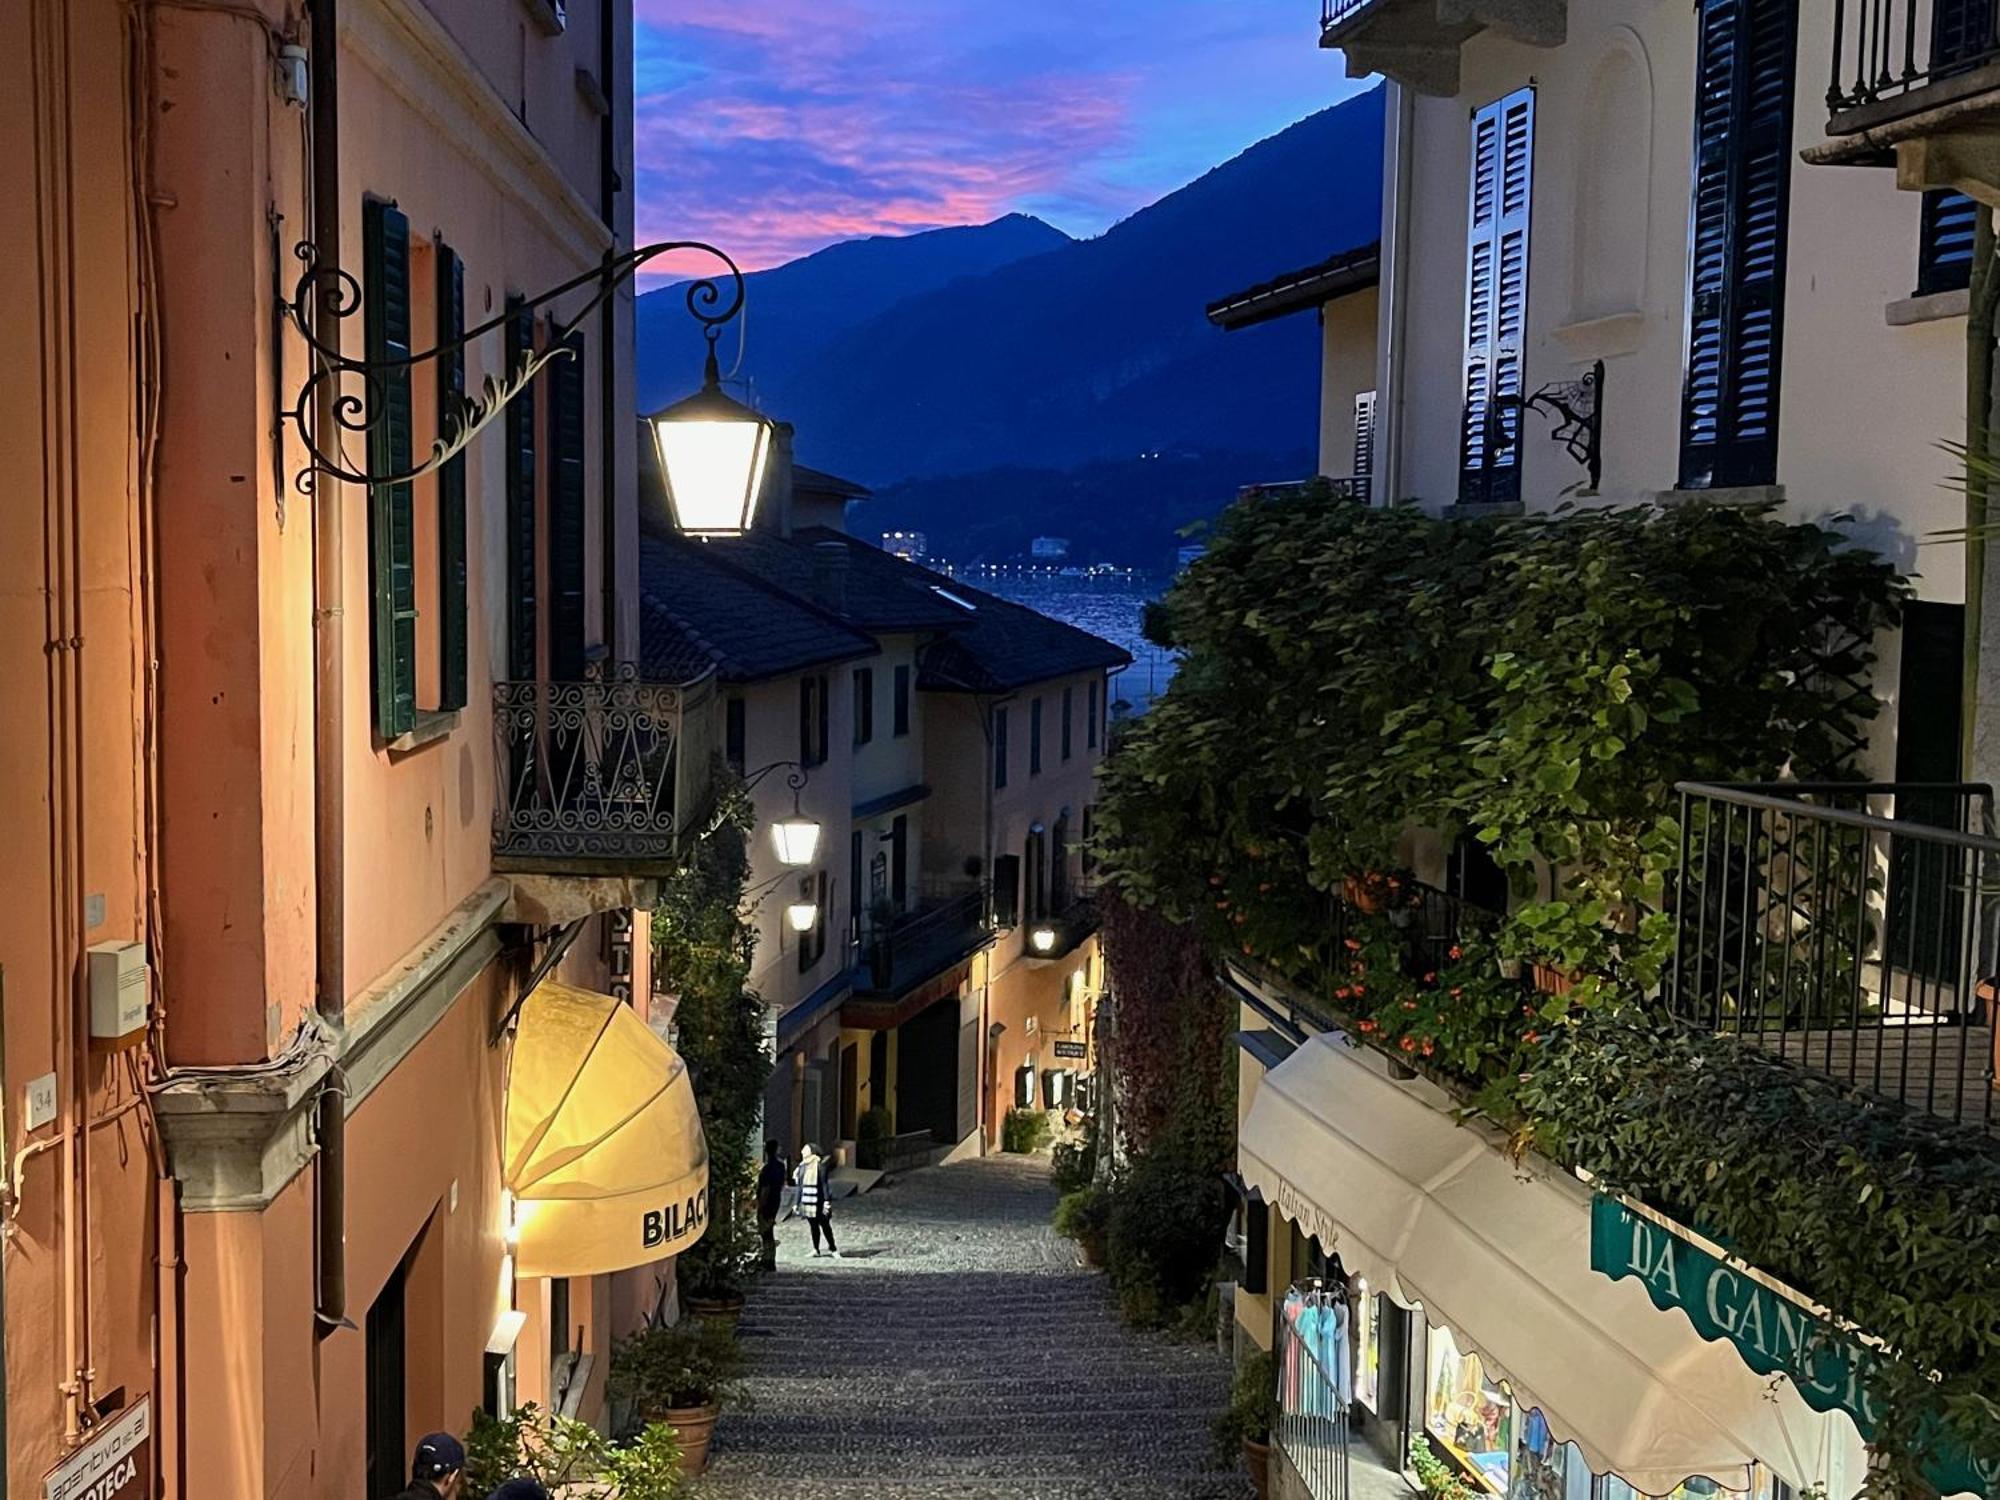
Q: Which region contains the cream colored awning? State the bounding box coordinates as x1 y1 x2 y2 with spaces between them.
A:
503 982 710 1278
1240 1031 1863 1496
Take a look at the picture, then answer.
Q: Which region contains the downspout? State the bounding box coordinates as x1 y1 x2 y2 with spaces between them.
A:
1375 82 1415 507
598 0 620 657
308 0 347 1331
1964 210 2000 781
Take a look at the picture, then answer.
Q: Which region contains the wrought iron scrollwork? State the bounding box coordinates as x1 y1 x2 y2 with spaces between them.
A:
1490 358 1605 494
282 238 746 496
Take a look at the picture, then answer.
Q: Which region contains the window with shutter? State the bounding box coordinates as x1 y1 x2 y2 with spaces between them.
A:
548 330 588 681
994 706 1010 790
505 299 538 680
1678 0 1797 492
363 198 417 740
1352 389 1377 502
1918 190 1978 296
1459 89 1534 508
436 242 469 713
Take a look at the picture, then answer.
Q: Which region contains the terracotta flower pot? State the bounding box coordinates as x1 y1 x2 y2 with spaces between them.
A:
685 1292 745 1330
1529 961 1575 997
1079 1233 1106 1270
1343 875 1385 915
1243 1435 1272 1499
653 1400 721 1476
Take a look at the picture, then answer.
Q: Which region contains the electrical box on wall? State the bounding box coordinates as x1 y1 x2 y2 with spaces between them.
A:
87 941 149 1044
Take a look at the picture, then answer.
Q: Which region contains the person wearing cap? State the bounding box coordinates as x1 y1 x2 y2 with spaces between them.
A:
489 1481 550 1500
397 1432 466 1500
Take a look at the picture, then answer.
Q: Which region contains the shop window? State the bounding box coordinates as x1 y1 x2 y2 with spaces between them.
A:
1425 1326 1513 1494
1355 1285 1382 1412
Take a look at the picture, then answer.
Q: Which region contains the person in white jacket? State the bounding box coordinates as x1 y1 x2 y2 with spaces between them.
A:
792 1143 838 1257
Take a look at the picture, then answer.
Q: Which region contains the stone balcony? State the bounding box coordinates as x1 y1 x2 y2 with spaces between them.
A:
1319 0 1565 96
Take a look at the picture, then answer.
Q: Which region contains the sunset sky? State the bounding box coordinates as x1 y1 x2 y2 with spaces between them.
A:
630 1 1367 275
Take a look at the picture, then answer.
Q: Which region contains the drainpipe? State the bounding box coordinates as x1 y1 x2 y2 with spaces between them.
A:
308 0 348 1331
1964 209 2000 782
599 0 619 657
1374 82 1416 507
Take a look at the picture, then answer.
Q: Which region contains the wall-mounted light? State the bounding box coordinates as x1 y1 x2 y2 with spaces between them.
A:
1030 925 1057 955
788 899 820 934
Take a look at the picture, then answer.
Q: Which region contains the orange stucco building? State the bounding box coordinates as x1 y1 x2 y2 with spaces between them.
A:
3 1 704 1495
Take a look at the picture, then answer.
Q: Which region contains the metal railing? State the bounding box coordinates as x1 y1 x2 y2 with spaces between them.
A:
1670 782 1999 1131
1278 1300 1352 1500
492 666 716 870
1828 0 2000 116
1321 0 1377 32
1281 879 1500 1034
854 886 991 995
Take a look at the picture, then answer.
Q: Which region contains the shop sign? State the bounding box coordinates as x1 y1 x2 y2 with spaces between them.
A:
45 1396 150 1500
1589 1197 1995 1499
1053 1040 1088 1059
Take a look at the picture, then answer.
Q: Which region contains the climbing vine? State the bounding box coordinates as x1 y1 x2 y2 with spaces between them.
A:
652 779 770 1303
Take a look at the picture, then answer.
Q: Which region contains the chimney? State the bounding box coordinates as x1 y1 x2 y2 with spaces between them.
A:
810 540 850 616
757 421 798 538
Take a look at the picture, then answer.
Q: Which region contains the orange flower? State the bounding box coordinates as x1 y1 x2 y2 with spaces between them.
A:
1448 987 1463 999
1448 945 1463 961
1335 987 1352 1001
1216 899 1230 910
1353 984 1366 997
1402 1000 1418 1012
1343 938 1362 953
1523 1030 1541 1045
1242 943 1254 955
1358 1019 1378 1034
1421 1040 1436 1057
1423 972 1437 984
1399 1036 1417 1053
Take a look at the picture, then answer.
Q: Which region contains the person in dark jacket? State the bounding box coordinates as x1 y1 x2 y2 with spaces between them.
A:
792 1142 837 1257
756 1138 787 1271
489 1481 550 1500
396 1433 465 1500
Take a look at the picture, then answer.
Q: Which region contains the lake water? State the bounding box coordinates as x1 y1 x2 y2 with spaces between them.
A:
971 570 1179 714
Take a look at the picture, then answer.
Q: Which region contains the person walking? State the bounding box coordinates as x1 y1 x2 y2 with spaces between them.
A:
395 1433 465 1500
756 1138 787 1271
792 1142 837 1257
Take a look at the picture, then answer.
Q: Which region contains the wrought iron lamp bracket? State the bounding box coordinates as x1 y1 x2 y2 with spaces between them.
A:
280 237 745 496
1491 358 1605 494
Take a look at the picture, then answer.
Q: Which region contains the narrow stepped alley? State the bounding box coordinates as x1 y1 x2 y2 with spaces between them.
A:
694 1153 1245 1499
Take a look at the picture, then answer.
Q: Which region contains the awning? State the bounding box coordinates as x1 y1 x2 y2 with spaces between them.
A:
1240 1031 1861 1496
503 982 710 1278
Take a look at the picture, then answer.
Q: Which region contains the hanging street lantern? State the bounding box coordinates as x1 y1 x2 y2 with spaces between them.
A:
647 335 776 538
771 814 822 868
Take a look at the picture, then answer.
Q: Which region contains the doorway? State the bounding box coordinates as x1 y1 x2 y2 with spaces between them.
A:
840 1041 860 1140
365 1257 409 1500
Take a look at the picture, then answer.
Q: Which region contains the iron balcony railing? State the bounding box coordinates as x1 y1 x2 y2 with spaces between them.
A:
1670 781 1999 1132
492 665 717 873
1828 0 2000 117
854 886 991 996
1276 879 1499 1034
1321 0 1375 33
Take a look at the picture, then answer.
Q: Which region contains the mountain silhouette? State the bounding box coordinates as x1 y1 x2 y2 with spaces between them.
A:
636 214 1073 415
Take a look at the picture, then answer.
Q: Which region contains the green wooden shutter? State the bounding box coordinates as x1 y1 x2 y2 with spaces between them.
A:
1459 88 1533 507
548 330 588 681
363 198 417 740
1679 0 1797 491
505 299 538 681
437 242 469 712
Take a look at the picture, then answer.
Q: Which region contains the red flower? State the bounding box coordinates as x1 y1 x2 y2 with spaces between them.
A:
1448 945 1463 961
1335 987 1352 1001
1449 987 1463 999
1402 1000 1418 1012
1523 1030 1541 1045
1242 943 1254 955
1216 899 1230 910
1421 1040 1436 1057
1353 984 1366 997
1343 938 1362 953
1423 972 1437 984
1358 1019 1378 1034
1399 1036 1417 1053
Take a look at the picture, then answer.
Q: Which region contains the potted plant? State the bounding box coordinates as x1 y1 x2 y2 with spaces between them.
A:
1052 1183 1112 1268
855 1105 894 1170
464 1403 686 1499
608 1317 748 1477
1211 1349 1278 1498
676 1200 760 1326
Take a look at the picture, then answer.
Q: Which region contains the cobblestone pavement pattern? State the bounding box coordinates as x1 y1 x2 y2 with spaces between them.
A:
693 1153 1247 1499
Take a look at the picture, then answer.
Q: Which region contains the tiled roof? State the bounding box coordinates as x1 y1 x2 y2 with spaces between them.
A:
1206 240 1382 331
703 528 973 634
637 531 877 684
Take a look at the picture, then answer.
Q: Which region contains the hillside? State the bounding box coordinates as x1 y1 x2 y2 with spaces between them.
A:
635 87 1386 488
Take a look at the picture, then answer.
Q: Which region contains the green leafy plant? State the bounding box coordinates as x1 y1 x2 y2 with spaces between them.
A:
854 1106 894 1170
1001 1107 1052 1153
1052 1183 1112 1263
1050 1117 1098 1194
1105 1148 1229 1327
464 1404 686 1500
652 780 772 1306
608 1317 749 1416
1409 1434 1477 1500
1210 1349 1279 1465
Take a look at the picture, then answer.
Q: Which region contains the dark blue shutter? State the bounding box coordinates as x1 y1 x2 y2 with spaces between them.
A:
363 199 416 740
1918 191 1978 295
1459 88 1533 507
549 331 588 681
437 243 469 712
1679 0 1797 492
505 299 538 681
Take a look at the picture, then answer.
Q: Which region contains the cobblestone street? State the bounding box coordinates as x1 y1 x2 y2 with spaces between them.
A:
693 1153 1246 1499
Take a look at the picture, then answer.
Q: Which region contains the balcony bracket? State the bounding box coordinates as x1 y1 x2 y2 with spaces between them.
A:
1898 130 2000 209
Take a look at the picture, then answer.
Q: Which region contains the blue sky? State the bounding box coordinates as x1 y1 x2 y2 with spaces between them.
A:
631 1 1369 272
